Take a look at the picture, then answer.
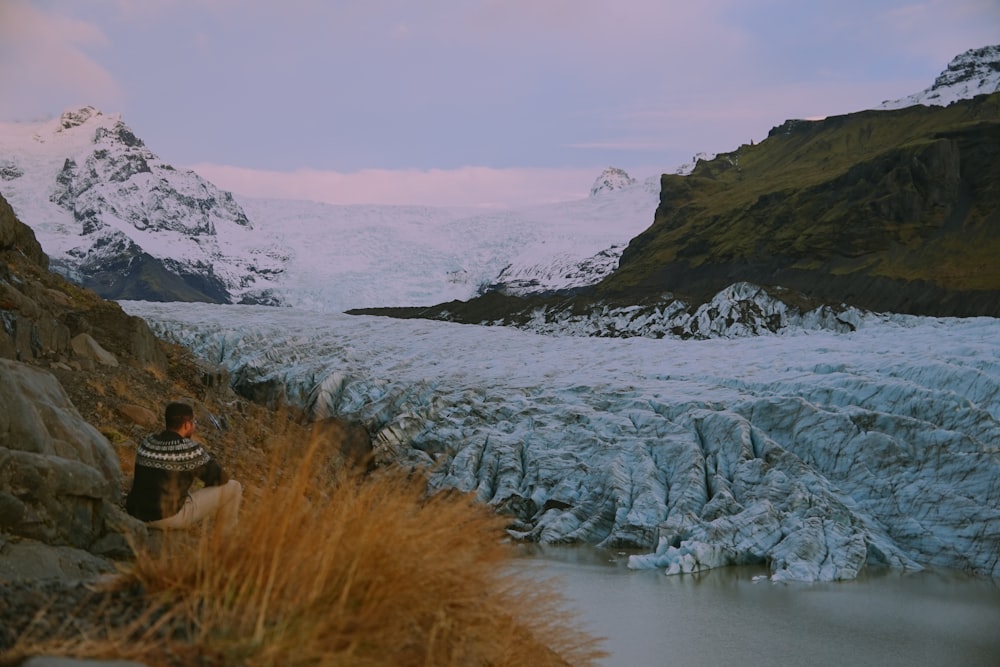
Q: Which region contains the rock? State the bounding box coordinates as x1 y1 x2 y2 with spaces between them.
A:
45 288 73 308
0 359 143 557
590 167 636 197
0 359 120 480
117 404 158 429
0 572 167 663
231 371 288 409
0 537 116 582
62 304 168 371
0 292 73 364
71 333 119 367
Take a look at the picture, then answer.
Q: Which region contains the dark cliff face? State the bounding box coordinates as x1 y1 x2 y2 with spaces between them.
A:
599 92 1000 317
0 194 47 268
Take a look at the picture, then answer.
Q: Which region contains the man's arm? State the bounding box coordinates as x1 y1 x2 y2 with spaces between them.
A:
198 456 229 486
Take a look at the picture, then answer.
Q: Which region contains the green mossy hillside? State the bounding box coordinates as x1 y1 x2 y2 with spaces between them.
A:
601 92 1000 316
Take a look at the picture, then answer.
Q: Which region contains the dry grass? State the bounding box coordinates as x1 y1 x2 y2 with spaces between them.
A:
9 427 605 667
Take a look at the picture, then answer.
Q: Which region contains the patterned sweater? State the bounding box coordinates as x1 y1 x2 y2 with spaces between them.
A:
125 430 226 522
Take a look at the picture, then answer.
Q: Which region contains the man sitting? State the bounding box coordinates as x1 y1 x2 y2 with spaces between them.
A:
125 401 242 532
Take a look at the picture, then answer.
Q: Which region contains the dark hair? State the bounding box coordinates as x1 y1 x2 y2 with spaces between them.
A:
165 402 195 430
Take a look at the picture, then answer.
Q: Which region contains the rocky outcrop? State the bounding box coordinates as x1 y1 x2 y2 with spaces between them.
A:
350 282 866 340
0 193 163 580
0 194 47 267
1 192 166 369
590 167 636 197
0 358 143 577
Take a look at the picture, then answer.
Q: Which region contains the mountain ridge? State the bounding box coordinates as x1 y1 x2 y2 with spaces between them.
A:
879 44 1000 110
597 92 1000 316
0 106 286 304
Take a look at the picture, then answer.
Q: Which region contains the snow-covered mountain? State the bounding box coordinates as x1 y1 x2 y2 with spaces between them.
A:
878 44 1000 109
0 109 659 309
589 166 637 196
0 107 287 303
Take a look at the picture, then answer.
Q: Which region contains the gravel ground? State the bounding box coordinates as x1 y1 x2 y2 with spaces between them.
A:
0 576 191 665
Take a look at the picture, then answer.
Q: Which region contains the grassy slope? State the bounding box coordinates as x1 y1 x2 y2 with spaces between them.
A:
601 92 1000 313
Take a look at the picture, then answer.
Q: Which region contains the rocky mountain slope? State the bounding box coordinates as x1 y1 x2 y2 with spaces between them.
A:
0 191 311 583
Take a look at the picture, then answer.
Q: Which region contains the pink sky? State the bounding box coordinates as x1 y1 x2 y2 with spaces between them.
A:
2 0 997 206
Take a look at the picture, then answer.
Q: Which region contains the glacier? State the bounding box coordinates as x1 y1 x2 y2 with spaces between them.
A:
120 299 1000 583
0 109 662 309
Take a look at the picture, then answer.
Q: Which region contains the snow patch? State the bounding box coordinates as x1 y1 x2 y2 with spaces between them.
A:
878 44 1000 110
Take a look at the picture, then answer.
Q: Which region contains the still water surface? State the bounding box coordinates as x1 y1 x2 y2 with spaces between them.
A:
516 546 1000 667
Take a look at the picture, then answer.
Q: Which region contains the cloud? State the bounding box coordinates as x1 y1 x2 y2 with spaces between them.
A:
0 1 121 120
187 163 602 208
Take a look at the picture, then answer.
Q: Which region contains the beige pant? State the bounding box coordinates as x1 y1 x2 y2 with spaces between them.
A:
148 479 242 532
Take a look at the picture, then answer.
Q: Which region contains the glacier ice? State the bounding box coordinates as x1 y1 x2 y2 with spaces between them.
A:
121 299 1000 582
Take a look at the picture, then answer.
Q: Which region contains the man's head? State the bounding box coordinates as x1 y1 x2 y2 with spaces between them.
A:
165 402 195 434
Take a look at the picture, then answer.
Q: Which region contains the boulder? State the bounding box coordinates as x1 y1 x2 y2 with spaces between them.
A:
71 332 119 367
0 359 144 568
118 404 158 429
0 536 117 582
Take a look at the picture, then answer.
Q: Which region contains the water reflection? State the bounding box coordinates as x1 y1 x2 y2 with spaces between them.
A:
513 545 1000 667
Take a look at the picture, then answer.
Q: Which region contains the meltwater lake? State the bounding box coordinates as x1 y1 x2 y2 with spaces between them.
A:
517 546 1000 667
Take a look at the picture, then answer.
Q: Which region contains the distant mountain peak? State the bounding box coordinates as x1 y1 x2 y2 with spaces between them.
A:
0 106 288 304
590 167 636 197
879 44 1000 109
56 106 104 131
